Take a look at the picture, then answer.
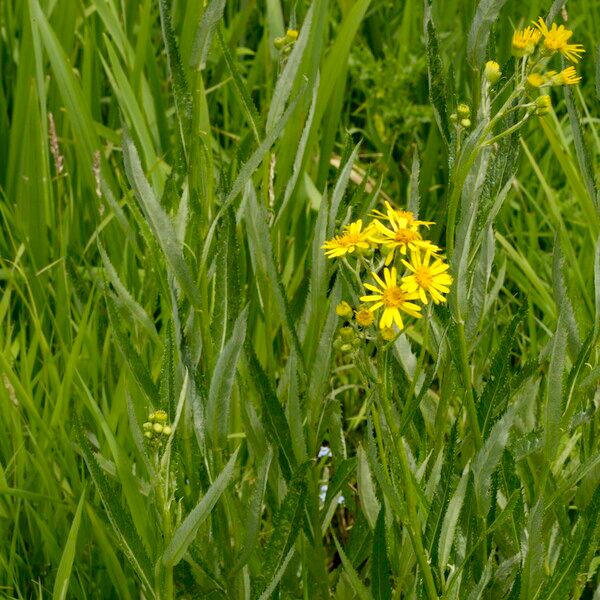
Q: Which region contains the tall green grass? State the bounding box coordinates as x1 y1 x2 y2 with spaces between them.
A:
0 0 599 598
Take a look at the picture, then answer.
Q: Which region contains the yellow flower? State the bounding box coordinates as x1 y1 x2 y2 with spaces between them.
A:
360 267 422 329
322 220 374 258
286 29 299 40
526 72 546 88
401 249 453 305
371 201 434 229
355 306 374 327
533 18 585 63
512 26 541 57
550 66 582 85
372 214 439 266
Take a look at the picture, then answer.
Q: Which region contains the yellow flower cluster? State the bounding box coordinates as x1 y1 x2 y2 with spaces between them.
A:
322 202 452 331
508 17 585 89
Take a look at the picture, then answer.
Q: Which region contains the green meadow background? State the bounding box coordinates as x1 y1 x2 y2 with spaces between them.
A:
1 0 599 598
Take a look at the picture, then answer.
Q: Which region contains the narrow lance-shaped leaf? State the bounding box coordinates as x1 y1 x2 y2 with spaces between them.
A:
98 242 158 342
105 294 158 404
53 489 86 600
371 507 392 600
266 3 314 132
231 447 273 573
333 533 374 600
467 0 509 68
544 304 567 463
189 0 226 70
357 444 380 530
424 6 450 145
207 306 248 447
162 447 240 567
438 461 470 569
244 343 296 481
254 462 310 597
122 132 203 310
75 419 155 596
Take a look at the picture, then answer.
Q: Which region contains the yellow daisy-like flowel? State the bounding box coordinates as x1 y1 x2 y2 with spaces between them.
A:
512 26 541 57
401 249 453 305
360 267 422 329
322 220 374 258
372 214 439 266
550 66 582 85
371 201 434 229
533 17 585 63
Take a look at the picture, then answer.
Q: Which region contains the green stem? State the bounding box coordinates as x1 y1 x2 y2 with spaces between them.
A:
482 111 533 146
154 452 173 600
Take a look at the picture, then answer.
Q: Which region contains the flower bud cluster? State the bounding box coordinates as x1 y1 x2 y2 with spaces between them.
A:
143 410 173 444
274 29 299 53
450 103 471 129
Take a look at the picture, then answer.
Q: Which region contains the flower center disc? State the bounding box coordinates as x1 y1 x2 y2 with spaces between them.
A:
343 233 361 245
382 286 405 308
415 267 433 288
394 229 419 244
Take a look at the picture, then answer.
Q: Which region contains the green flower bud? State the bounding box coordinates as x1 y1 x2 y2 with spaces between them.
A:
380 327 396 341
333 337 344 350
153 423 164 433
340 343 353 353
356 245 374 259
274 36 287 49
457 103 470 118
535 95 552 115
144 431 153 439
154 410 168 423
460 118 471 128
162 426 172 436
335 301 353 318
143 422 153 431
484 60 501 85
339 326 354 341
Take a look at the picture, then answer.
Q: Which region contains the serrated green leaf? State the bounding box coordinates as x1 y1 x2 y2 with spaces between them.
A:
425 9 450 145
357 445 380 529
479 303 527 436
105 294 158 404
122 132 202 310
467 0 509 68
244 183 306 378
207 306 248 447
371 507 392 600
162 447 239 567
232 447 273 574
189 0 226 69
333 533 374 600
438 461 470 569
75 419 155 596
255 462 310 597
544 305 568 463
266 4 314 132
245 344 296 481
472 404 517 517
